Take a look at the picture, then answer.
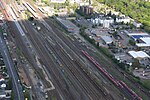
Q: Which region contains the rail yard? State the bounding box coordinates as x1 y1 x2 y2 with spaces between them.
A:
0 0 150 100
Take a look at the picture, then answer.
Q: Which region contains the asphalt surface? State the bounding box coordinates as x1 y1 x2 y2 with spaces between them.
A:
0 33 24 100
0 0 25 100
2 1 48 99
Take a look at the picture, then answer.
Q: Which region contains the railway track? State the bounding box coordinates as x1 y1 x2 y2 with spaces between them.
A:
58 46 112 100
29 17 111 99
21 19 75 100
74 60 115 99
8 18 47 100
46 41 106 100
48 17 150 99
34 20 103 99
88 50 150 99
12 0 150 99
46 43 91 100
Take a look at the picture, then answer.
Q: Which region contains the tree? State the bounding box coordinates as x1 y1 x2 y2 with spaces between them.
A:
42 0 49 5
28 17 34 21
144 25 150 33
112 31 118 36
129 40 135 46
11 91 15 100
71 3 78 10
132 59 141 69
96 0 150 33
97 42 99 47
92 25 97 28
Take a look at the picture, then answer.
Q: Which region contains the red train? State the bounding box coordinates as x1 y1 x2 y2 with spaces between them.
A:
81 50 142 100
119 81 142 100
81 50 119 86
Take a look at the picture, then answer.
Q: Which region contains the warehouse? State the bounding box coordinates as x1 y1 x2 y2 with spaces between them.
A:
124 30 149 36
136 37 150 47
101 36 113 44
56 17 79 33
128 51 150 59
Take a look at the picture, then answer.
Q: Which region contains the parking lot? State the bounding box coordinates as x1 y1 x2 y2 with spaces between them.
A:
133 68 150 79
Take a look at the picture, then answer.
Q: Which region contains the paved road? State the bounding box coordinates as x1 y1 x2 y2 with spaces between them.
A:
0 33 24 100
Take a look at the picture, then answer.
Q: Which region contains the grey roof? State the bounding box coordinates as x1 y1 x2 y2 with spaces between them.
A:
101 36 113 44
57 18 77 28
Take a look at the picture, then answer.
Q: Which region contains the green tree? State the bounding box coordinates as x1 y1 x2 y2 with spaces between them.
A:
132 59 141 69
96 0 150 33
11 91 15 100
129 40 135 46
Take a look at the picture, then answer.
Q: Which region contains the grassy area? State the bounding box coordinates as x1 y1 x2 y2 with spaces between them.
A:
51 95 57 100
141 79 150 90
6 78 12 90
42 0 49 5
23 89 30 100
10 91 14 100
0 27 3 33
16 48 24 58
16 0 21 5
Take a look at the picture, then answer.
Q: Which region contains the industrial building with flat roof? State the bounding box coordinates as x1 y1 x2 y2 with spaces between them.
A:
116 16 130 24
128 51 150 59
136 37 150 47
101 36 113 44
124 30 150 48
56 17 79 33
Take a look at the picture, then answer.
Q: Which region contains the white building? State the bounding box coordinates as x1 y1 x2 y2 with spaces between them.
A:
133 21 142 28
111 11 119 16
79 2 90 6
91 17 114 26
103 20 110 28
51 0 66 3
136 37 150 47
70 0 81 4
105 18 114 24
128 51 150 59
116 16 130 24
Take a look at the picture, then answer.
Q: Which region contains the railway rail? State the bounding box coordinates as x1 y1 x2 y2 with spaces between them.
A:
48 42 106 100
82 50 142 100
7 0 150 99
